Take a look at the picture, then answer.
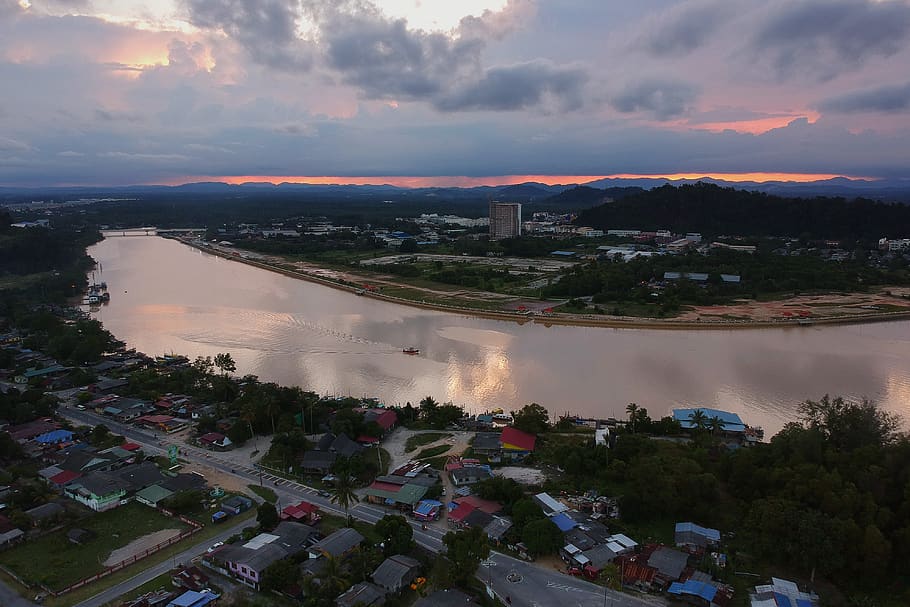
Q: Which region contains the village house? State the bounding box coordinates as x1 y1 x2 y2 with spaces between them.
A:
335 582 386 607
210 522 316 589
308 527 364 561
372 555 421 593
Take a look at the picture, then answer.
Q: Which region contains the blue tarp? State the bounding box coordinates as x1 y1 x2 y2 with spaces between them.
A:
414 500 443 516
773 593 793 607
668 580 717 603
551 512 577 532
35 429 73 444
796 600 813 607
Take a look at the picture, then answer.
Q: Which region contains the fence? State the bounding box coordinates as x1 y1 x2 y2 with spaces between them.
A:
47 510 204 597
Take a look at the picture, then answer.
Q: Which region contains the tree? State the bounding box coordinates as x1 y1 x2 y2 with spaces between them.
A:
306 554 349 604
799 395 899 451
214 352 236 375
260 557 299 593
330 459 360 519
688 409 708 431
511 403 550 435
442 527 490 583
707 416 726 436
599 563 622 590
626 402 639 433
256 502 279 530
375 514 414 556
521 518 563 556
399 238 418 253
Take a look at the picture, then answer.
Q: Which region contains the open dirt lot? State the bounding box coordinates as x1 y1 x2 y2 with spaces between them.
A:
102 528 182 566
497 466 547 485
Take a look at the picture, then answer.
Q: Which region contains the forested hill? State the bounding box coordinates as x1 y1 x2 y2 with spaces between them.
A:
575 182 910 240
535 185 644 211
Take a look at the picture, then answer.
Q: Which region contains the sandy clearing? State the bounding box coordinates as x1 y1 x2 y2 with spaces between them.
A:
103 528 183 566
497 466 547 485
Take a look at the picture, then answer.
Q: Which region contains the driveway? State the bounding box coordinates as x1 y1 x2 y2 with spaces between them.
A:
0 580 37 607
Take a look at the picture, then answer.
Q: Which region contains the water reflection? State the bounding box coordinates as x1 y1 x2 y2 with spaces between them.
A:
88 237 910 436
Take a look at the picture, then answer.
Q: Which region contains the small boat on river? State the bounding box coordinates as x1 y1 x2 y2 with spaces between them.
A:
402 347 420 355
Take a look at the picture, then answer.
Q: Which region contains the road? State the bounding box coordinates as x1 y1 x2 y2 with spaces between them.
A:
55 407 651 607
72 518 253 607
479 553 664 607
0 579 38 607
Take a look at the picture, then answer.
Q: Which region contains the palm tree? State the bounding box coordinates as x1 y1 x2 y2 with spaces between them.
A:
626 402 639 433
707 416 726 436
688 409 708 431
307 553 348 601
330 460 360 520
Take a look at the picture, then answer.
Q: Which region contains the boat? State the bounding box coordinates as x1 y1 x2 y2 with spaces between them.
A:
402 347 420 355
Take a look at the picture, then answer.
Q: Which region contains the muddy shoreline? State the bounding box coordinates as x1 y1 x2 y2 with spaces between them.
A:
173 237 910 331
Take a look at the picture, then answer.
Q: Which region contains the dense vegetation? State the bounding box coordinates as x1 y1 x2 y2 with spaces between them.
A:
545 248 910 314
576 182 910 240
538 396 910 605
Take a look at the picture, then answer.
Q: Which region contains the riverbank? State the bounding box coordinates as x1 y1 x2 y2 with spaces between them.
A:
173 236 910 330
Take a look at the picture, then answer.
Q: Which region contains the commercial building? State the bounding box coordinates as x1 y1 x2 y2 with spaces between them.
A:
489 201 522 240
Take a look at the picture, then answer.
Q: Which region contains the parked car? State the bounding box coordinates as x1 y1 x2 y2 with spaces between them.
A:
206 542 224 553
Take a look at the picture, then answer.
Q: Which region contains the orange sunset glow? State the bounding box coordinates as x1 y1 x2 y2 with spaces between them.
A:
179 172 872 188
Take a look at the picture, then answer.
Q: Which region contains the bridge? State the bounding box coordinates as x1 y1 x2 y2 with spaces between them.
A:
101 227 204 237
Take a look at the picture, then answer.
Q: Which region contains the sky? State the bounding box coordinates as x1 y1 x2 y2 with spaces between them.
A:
2 0 910 187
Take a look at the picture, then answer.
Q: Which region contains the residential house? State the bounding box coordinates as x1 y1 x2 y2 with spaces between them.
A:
212 522 316 589
483 516 513 543
500 427 536 461
136 485 175 508
166 590 219 607
647 546 690 586
25 501 66 525
64 472 130 511
450 466 493 487
335 582 385 607
198 433 232 450
359 408 398 436
301 450 336 475
372 555 420 593
5 419 59 441
279 501 321 525
675 522 720 550
110 461 166 493
0 528 25 547
470 433 502 460
308 527 364 560
533 492 568 517
363 481 427 509
750 577 819 607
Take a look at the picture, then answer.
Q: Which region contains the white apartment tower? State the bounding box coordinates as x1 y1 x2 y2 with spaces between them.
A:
489 201 522 240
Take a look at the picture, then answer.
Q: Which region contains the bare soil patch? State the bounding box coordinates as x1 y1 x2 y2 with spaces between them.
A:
103 528 182 566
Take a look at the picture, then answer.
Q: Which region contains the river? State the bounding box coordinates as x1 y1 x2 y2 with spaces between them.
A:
87 236 910 436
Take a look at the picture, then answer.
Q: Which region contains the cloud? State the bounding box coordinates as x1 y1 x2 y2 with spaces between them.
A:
752 0 910 81
819 82 910 113
0 137 33 153
611 80 699 120
186 0 313 70
636 0 737 57
434 60 587 112
57 150 84 157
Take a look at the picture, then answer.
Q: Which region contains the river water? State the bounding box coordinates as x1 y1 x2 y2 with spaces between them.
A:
87 236 910 436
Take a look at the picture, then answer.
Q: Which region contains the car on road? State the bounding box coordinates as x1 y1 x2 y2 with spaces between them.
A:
75 404 86 410
317 490 331 497
206 542 224 553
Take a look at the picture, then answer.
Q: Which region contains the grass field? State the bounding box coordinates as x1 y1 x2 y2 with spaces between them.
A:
0 503 190 591
246 485 277 503
405 433 452 452
414 445 451 460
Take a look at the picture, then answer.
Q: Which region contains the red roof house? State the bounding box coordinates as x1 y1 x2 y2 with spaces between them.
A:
48 470 82 487
501 427 536 452
280 500 321 524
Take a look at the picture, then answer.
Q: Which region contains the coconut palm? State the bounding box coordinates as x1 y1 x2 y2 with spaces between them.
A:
330 459 360 520
626 402 639 433
707 416 726 436
688 409 708 431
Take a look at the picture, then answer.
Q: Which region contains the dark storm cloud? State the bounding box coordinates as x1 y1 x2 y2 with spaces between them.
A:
819 82 910 113
611 80 699 120
434 61 587 112
319 8 484 99
186 0 313 70
637 0 736 57
753 0 910 80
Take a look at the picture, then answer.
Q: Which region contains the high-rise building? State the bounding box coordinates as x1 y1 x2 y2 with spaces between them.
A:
488 201 522 240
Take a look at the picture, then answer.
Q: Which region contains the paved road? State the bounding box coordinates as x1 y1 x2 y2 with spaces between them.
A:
479 553 662 607
0 579 38 607
56 407 649 607
72 518 253 607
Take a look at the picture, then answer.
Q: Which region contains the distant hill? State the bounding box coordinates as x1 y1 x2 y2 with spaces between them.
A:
492 183 559 201
575 182 910 240
536 185 645 211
